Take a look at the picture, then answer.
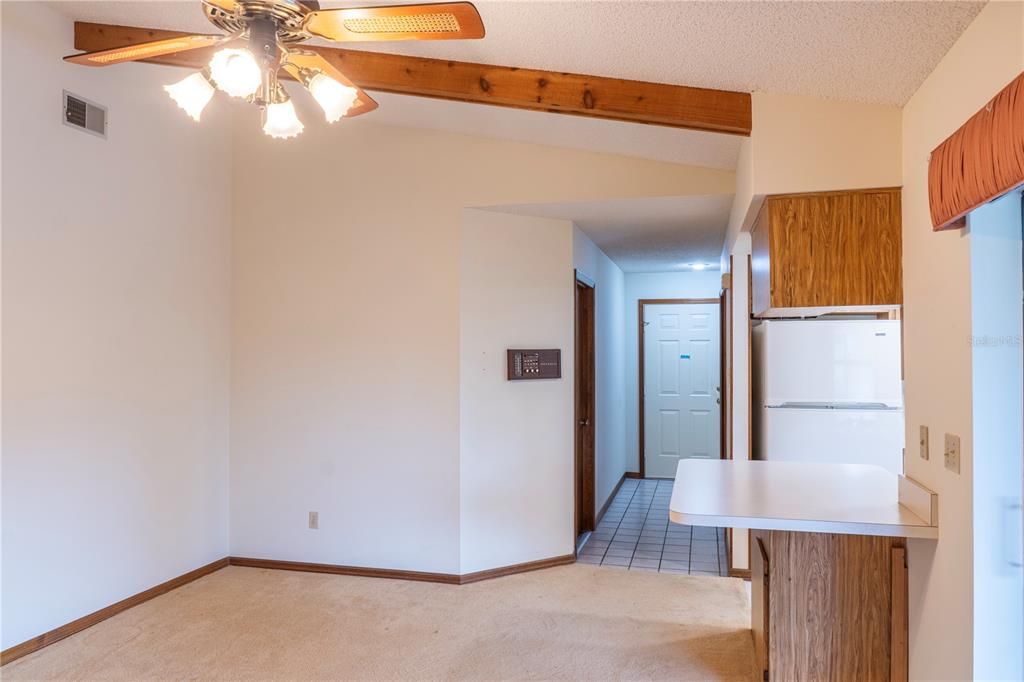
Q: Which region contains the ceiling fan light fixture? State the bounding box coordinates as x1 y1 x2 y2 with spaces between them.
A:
164 71 215 121
64 0 486 139
209 47 261 98
262 98 304 139
306 72 359 123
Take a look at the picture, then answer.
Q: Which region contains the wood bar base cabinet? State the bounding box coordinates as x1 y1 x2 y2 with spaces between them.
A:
751 530 908 682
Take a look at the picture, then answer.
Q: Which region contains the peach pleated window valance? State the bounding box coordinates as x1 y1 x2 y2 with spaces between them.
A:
928 71 1024 231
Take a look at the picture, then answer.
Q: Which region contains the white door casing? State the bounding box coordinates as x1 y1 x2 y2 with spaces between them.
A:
643 302 721 478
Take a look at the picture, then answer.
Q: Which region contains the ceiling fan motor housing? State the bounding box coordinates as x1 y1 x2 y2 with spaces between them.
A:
248 18 281 105
204 0 318 44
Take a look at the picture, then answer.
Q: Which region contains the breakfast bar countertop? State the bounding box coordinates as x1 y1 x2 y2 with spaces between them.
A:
668 459 938 539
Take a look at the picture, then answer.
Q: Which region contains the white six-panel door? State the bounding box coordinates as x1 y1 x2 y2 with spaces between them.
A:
643 303 721 478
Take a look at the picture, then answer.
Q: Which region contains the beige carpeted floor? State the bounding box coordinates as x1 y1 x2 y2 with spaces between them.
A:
4 564 757 681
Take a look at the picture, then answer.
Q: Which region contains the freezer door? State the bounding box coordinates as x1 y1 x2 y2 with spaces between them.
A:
760 319 903 407
757 407 905 475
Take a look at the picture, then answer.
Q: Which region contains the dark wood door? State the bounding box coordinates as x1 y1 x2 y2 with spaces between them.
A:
575 279 595 539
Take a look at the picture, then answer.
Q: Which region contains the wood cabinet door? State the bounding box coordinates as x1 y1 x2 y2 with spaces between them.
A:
768 531 897 682
857 189 903 305
754 188 902 314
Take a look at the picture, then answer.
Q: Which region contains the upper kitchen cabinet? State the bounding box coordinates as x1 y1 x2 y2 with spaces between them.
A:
750 187 902 318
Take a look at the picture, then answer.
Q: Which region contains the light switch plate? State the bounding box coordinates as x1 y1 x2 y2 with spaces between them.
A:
308 511 319 530
919 425 929 460
944 433 960 474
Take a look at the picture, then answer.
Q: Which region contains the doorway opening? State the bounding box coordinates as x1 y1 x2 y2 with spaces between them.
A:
638 298 722 479
575 272 596 547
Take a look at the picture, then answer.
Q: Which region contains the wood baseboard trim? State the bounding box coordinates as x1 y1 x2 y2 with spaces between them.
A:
0 557 229 667
458 554 575 584
624 471 643 479
229 554 576 586
729 568 752 580
228 556 461 584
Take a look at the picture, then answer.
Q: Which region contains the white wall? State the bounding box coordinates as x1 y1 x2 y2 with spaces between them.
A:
229 111 733 574
623 270 722 474
969 190 1023 681
573 228 627 514
722 138 753 270
900 3 1024 679
726 233 752 573
750 93 902 197
1 2 232 650
459 210 575 573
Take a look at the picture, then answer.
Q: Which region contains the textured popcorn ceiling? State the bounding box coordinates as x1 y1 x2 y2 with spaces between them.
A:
493 194 734 272
55 0 985 106
52 0 983 265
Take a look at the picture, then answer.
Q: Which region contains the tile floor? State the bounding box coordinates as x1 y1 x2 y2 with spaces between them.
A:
577 477 728 575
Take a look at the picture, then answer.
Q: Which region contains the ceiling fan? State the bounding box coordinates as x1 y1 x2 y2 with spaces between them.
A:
64 0 485 139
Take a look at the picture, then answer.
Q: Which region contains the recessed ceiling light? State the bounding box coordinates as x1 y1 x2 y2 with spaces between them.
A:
690 263 707 271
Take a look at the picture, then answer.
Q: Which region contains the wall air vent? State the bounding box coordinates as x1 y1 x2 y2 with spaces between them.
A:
62 91 107 139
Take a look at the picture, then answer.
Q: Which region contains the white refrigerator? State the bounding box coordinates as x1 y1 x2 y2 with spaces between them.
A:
752 319 905 475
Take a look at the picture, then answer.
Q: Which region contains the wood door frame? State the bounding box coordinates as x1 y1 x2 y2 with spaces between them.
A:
723 256 738 576
574 271 596 542
720 278 732 461
637 297 723 478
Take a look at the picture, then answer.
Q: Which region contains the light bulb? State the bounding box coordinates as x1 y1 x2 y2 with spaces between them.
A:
307 73 359 123
262 99 304 139
209 48 261 98
164 72 215 121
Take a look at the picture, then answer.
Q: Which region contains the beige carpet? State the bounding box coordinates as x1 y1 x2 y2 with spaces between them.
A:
4 564 757 681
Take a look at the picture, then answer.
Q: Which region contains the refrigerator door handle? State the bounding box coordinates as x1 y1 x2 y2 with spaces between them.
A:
769 402 901 410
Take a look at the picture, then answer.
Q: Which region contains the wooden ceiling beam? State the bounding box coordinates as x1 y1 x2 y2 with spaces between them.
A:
72 22 752 136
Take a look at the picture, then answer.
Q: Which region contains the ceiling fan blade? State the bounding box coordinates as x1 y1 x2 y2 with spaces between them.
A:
302 2 484 42
64 34 223 67
282 51 379 118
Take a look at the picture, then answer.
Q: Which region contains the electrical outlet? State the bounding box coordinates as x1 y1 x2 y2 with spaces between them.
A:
919 425 929 460
308 511 319 530
944 433 961 474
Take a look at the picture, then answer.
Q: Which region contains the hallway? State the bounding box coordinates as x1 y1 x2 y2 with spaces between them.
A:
578 478 728 575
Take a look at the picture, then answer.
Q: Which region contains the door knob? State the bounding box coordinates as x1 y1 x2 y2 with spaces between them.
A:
579 418 590 426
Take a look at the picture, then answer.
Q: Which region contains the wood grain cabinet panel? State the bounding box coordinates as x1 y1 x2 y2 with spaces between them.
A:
751 188 902 317
759 530 908 682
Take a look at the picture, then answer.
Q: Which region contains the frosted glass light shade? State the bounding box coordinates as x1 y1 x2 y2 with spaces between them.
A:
209 48 261 98
262 100 304 139
307 73 359 123
163 72 215 121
